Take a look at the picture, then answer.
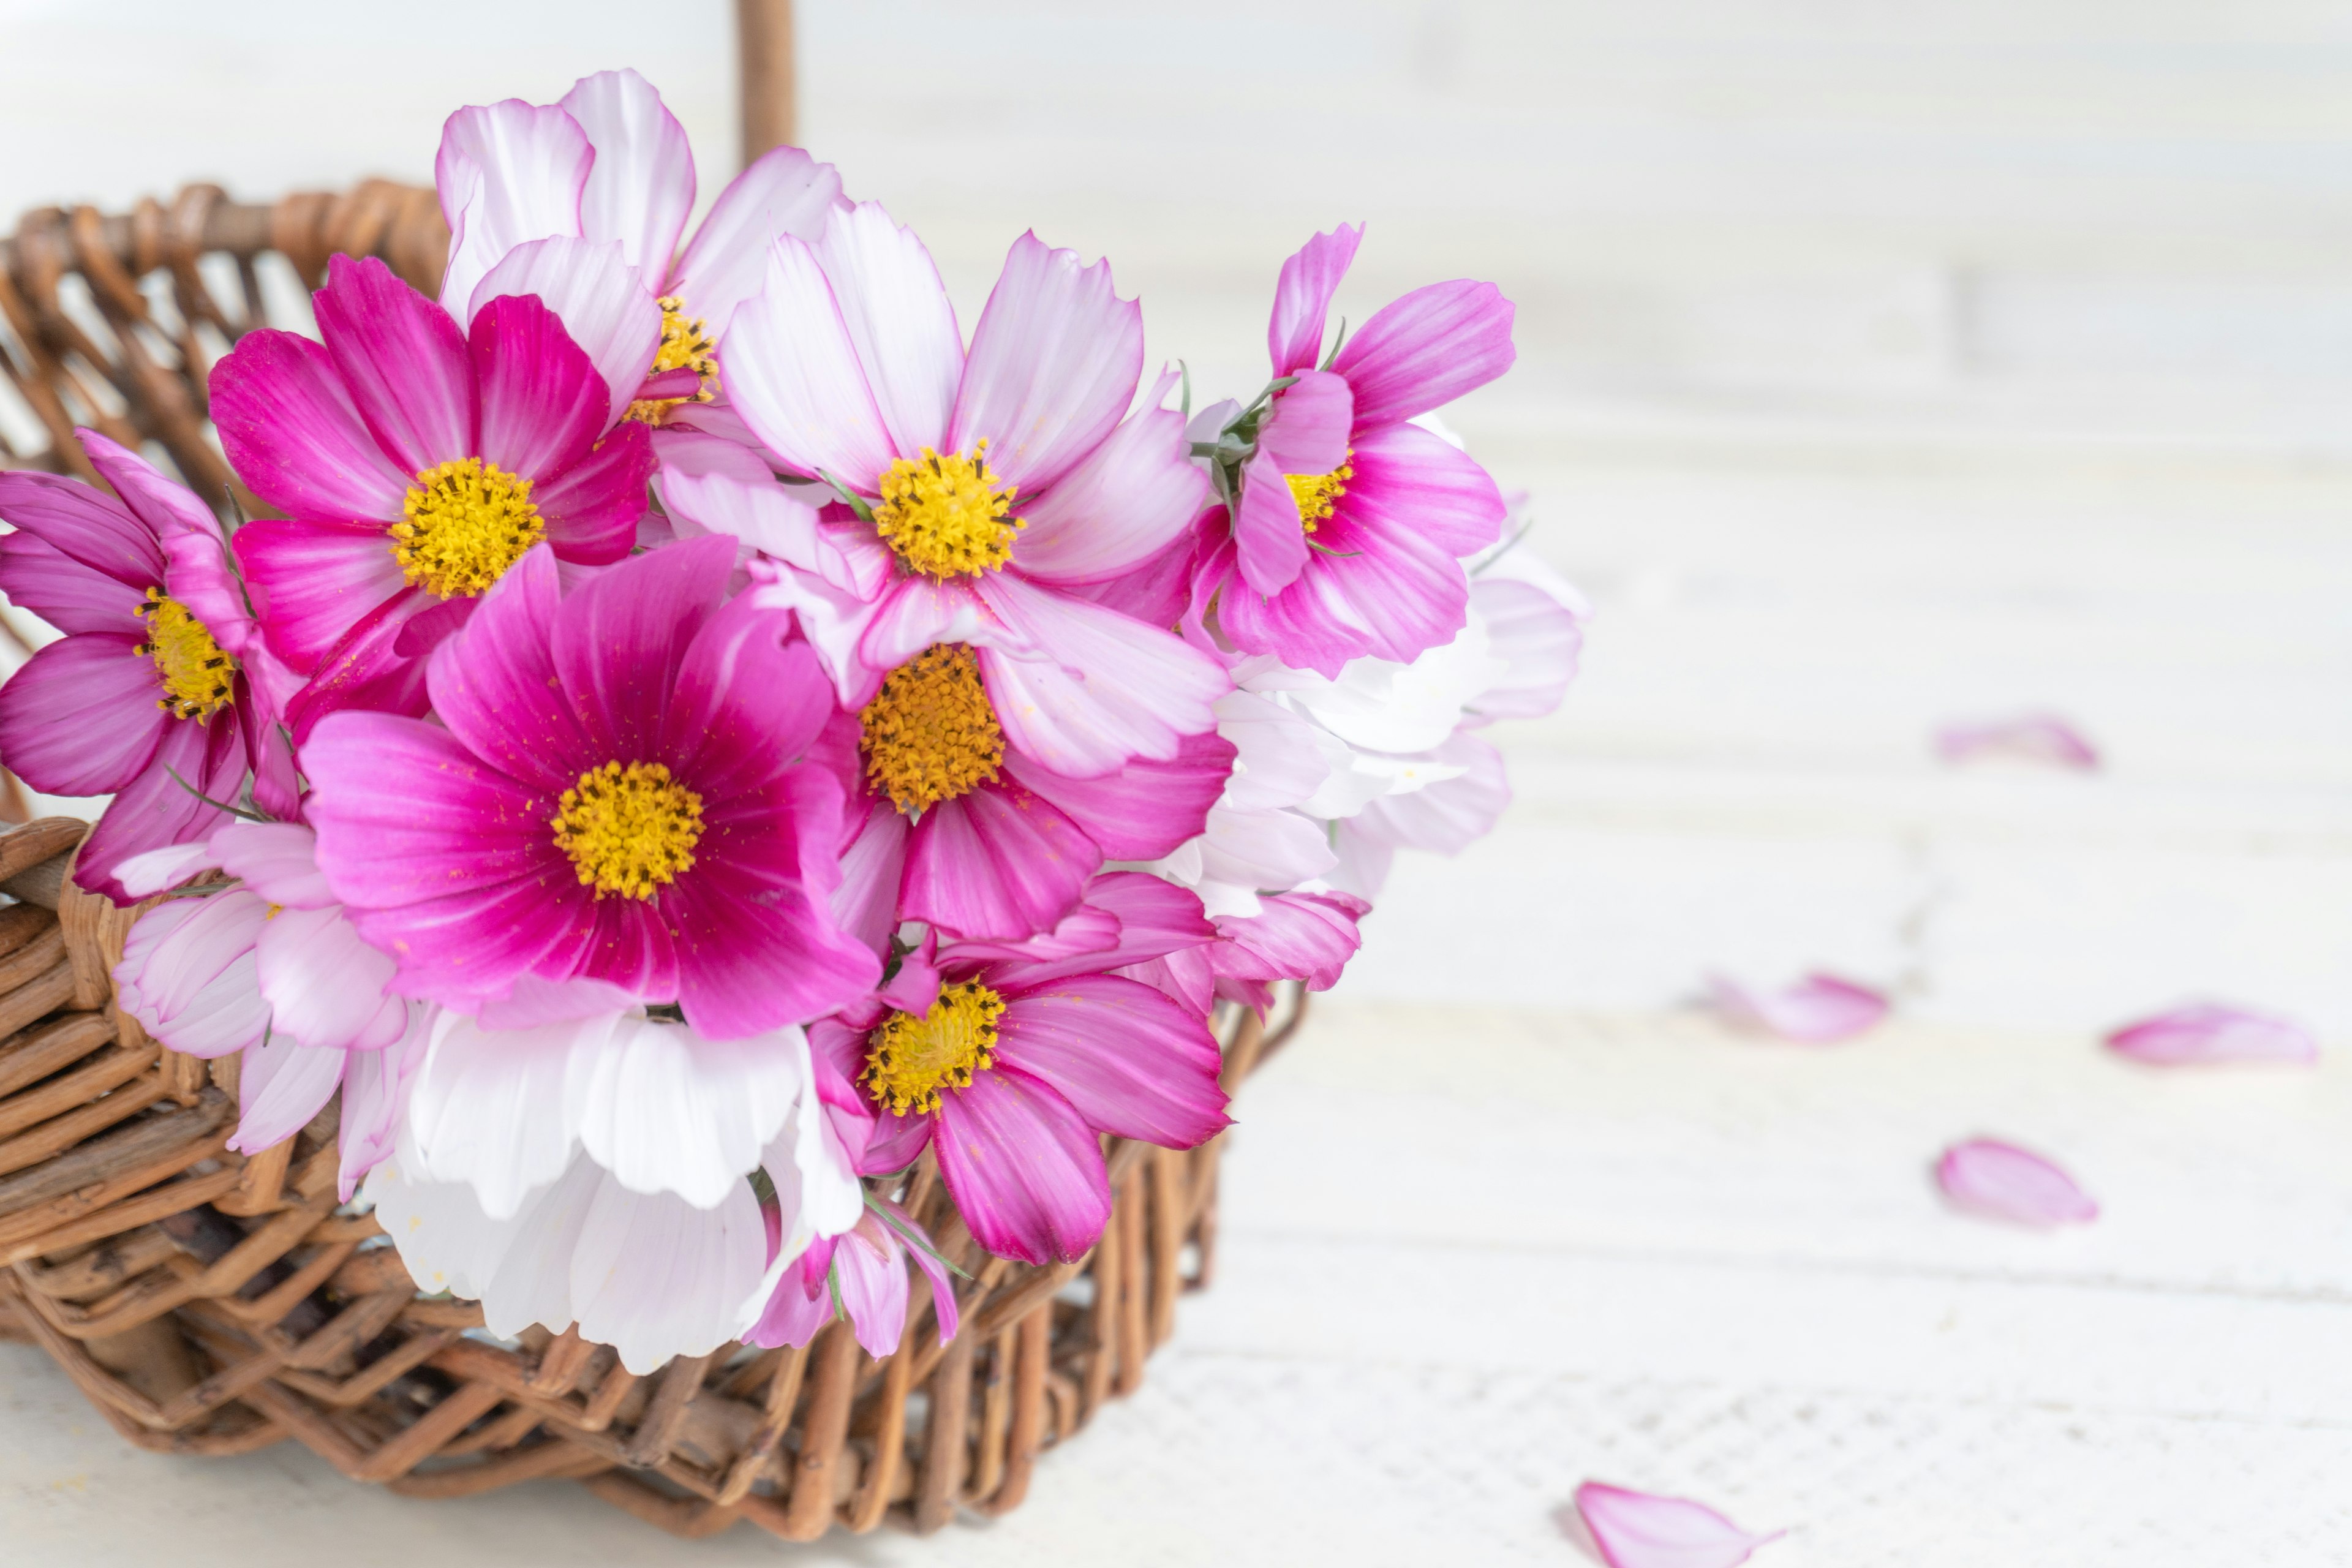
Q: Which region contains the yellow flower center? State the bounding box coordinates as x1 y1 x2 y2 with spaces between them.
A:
1286 453 1354 534
550 760 705 900
394 458 545 598
870 443 1024 578
858 644 1005 815
625 295 720 425
862 981 1005 1116
133 589 236 721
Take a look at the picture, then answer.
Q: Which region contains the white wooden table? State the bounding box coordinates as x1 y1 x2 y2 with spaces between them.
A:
7 2 2352 1562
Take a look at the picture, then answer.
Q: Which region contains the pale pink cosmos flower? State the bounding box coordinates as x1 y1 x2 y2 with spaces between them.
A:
435 68 841 438
110 820 425 1199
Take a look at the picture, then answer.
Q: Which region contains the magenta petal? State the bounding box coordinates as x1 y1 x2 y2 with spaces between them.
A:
900 781 1101 941
1257 370 1352 475
967 872 1213 990
1708 972 1888 1044
1001 731 1233 862
1267 224 1363 376
663 594 835 799
669 767 880 1038
0 633 168 794
1936 1139 2099 1226
2104 1003 2316 1066
470 290 608 480
1215 890 1369 994
208 329 413 522
424 547 592 794
880 1199 959 1346
991 976 1229 1148
233 519 408 673
533 422 652 566
1570 1482 1785 1568
313 254 477 476
303 710 562 911
948 232 1144 494
1330 277 1516 429
73 717 236 904
0 531 144 634
551 533 732 764
1233 447 1310 595
748 1259 839 1349
1934 713 2101 771
859 1102 936 1176
0 466 165 590
280 586 443 742
933 1065 1112 1265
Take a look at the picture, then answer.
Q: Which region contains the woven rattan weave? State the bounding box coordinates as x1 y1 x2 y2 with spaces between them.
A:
0 189 1293 1541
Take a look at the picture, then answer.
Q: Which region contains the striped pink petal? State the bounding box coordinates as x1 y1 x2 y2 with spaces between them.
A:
2104 1003 2316 1066
1707 971 1887 1043
1569 1482 1784 1568
1934 713 2100 771
1936 1138 2098 1226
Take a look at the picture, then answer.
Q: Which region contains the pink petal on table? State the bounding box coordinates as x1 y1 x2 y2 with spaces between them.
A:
1936 1139 2098 1226
1567 1482 1785 1568
1933 713 2100 771
2104 1003 2317 1067
1707 972 1888 1043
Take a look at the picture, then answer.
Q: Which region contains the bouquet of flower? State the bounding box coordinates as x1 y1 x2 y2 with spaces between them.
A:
0 72 1581 1375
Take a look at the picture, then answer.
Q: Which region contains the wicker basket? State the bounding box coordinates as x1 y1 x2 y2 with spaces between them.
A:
0 187 1297 1542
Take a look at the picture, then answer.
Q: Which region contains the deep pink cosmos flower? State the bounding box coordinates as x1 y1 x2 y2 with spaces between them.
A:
818 667 1236 944
301 535 878 1039
0 430 296 901
705 207 1228 766
810 874 1230 1265
1202 224 1517 676
211 254 655 735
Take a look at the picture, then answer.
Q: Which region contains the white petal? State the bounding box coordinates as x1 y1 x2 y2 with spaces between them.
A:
364 1155 532 1301
405 1009 619 1220
1213 690 1329 813
570 1170 771 1374
723 233 902 489
232 1031 345 1154
674 144 844 339
113 840 218 898
470 235 663 429
1276 614 1507 756
1197 804 1336 895
571 1017 808 1208
436 99 592 318
208 820 335 908
480 1155 606 1340
255 905 403 1052
813 201 962 458
560 68 696 277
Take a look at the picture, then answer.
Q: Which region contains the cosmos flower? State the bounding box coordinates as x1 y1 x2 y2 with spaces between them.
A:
0 430 294 901
811 874 1229 1264
1200 224 1519 675
301 537 877 1037
111 820 424 1198
213 255 655 734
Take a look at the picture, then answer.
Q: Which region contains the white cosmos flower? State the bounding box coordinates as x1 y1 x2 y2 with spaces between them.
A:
363 979 865 1373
